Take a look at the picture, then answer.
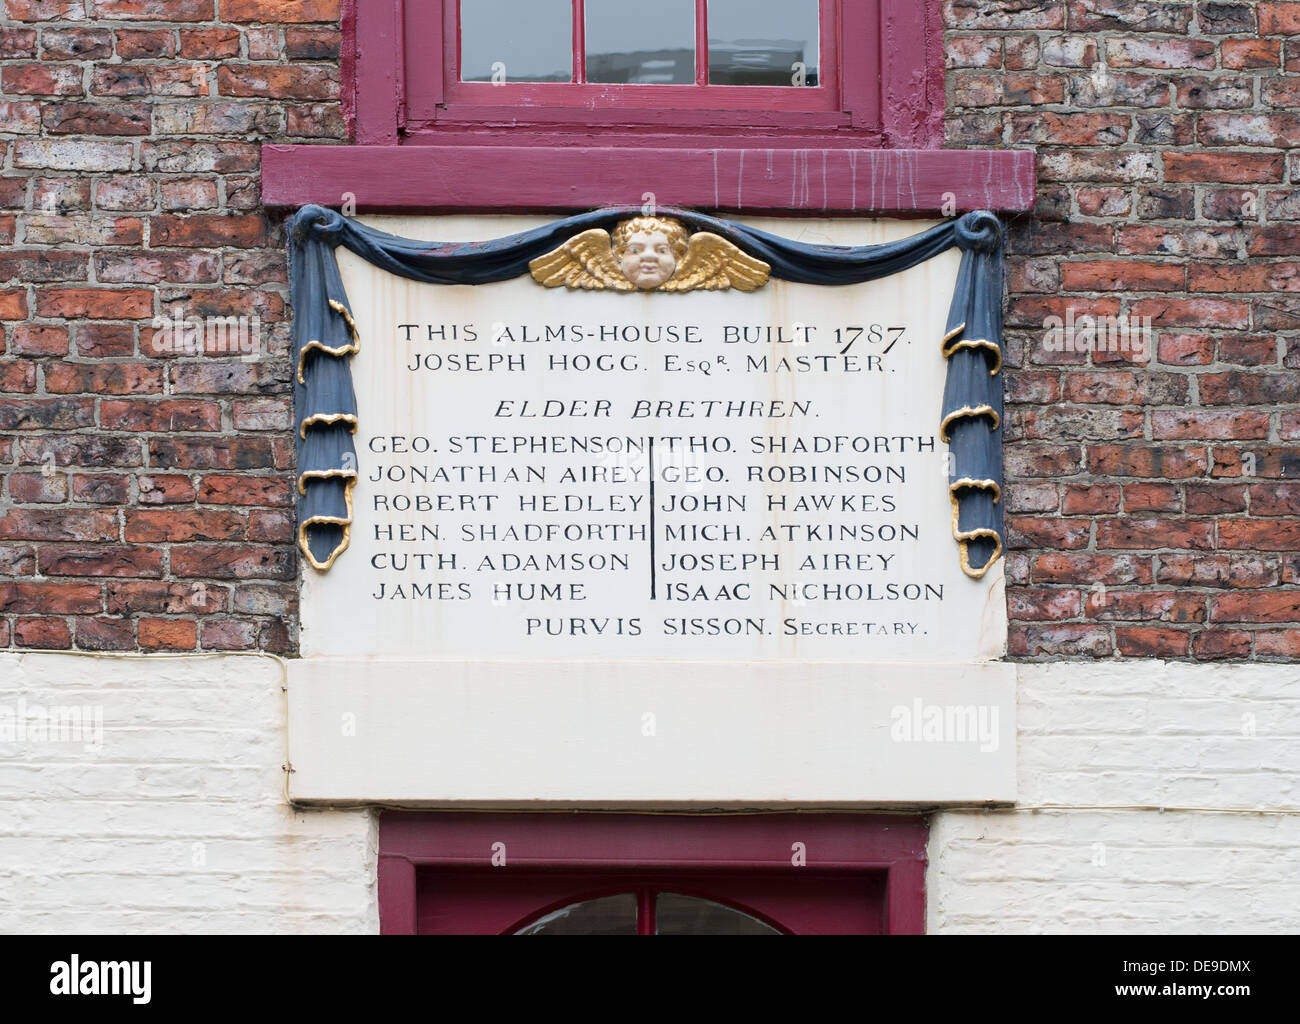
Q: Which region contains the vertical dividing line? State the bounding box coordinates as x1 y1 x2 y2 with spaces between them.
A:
648 436 656 601
695 0 709 86
573 0 586 83
638 889 656 936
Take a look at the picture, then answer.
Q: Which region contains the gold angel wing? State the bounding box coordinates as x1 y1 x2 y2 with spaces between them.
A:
529 228 635 291
660 232 771 293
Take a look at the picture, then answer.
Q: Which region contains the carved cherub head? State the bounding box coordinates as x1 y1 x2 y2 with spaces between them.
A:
611 216 690 291
530 215 771 293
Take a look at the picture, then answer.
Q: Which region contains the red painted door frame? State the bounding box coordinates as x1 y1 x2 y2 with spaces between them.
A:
379 812 928 935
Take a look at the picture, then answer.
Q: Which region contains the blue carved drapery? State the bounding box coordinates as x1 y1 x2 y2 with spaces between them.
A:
288 205 1006 577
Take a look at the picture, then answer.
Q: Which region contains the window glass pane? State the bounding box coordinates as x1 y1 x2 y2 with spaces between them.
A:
655 893 783 935
708 0 819 86
585 0 695 84
514 894 638 935
460 0 573 83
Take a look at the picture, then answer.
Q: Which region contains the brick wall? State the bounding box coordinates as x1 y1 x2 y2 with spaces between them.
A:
0 0 1297 660
0 0 343 653
945 0 1300 661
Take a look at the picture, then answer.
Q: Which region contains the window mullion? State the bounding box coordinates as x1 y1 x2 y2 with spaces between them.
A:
573 0 586 83
695 0 708 86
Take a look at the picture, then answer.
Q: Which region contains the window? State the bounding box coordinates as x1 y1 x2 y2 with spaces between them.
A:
443 0 836 122
377 813 927 935
263 0 1036 214
366 0 939 143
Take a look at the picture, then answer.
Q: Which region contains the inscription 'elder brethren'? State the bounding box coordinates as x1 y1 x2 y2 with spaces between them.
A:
300 222 1004 663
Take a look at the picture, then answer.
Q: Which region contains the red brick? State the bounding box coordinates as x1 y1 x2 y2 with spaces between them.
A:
36 287 153 319
1 63 82 95
1033 552 1153 585
1060 483 1121 515
71 474 130 504
1115 627 1190 657
200 618 257 650
14 618 72 649
1085 589 1205 623
1219 520 1300 550
41 545 164 578
1096 518 1215 550
150 214 267 247
101 399 222 432
73 323 135 358
138 617 197 651
43 102 151 135
1008 624 1112 658
1124 483 1182 512
1158 553 1279 588
1260 3 1300 33
114 27 176 57
8 324 68 357
124 509 244 542
1192 629 1253 658
215 65 337 99
7 471 67 503
90 0 213 20
0 363 37 392
0 508 119 542
0 397 96 430
1164 152 1286 183
74 616 135 651
1256 630 1300 656
1223 38 1281 69
197 474 291 506
178 26 240 57
0 289 31 320
1131 297 1250 329
1210 591 1300 622
1008 516 1092 550
221 0 338 21
1007 587 1082 621
1157 333 1214 365
1249 484 1300 516
1107 37 1215 70
45 363 163 395
1185 484 1247 515
1152 409 1270 440
105 580 226 615
149 437 273 471
170 544 294 579
136 474 197 505
1061 260 1185 292
0 580 102 614
1088 445 1208 478
248 508 292 543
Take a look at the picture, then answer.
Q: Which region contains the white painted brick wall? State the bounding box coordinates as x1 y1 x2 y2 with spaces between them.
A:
0 653 376 934
928 662 1300 933
3 653 1296 933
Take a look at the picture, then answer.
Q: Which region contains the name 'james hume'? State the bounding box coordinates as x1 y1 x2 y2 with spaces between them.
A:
494 400 813 418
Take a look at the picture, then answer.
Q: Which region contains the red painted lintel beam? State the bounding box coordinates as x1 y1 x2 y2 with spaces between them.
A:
261 144 1036 216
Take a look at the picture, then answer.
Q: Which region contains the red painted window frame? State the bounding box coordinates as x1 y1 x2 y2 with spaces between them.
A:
378 812 928 935
419 0 847 129
263 0 1035 214
350 0 905 144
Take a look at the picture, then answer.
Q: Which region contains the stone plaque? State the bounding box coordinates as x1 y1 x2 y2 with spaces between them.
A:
299 216 1006 663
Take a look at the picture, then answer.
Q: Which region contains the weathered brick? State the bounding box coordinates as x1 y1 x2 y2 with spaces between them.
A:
14 618 72 649
41 545 164 578
36 287 153 319
73 616 135 651
221 0 338 21
101 399 223 432
124 508 244 542
138 617 198 651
